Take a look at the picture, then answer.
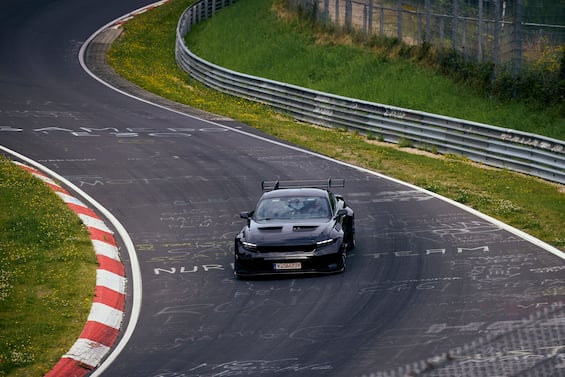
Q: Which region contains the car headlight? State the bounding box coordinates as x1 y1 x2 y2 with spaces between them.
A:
240 241 257 251
316 238 336 248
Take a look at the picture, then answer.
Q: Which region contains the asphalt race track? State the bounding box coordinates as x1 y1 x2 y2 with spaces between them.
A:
1 1 564 376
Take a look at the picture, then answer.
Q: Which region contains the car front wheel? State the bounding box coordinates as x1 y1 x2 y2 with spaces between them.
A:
344 215 355 250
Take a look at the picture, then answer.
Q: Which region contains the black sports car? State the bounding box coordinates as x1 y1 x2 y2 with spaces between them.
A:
234 179 355 277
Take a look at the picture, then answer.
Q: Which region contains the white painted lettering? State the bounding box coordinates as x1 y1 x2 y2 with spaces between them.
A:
34 127 73 133
394 250 419 257
0 126 22 132
457 246 489 253
71 132 99 137
79 180 104 186
202 264 224 271
149 133 191 137
366 252 387 259
154 267 176 275
426 249 446 255
81 127 120 133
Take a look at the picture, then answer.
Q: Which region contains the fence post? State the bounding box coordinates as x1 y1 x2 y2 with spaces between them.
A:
416 9 418 44
345 0 352 31
363 4 368 35
368 0 374 35
478 0 483 62
379 6 384 35
425 0 431 42
493 0 500 65
452 0 459 50
513 0 523 76
397 0 402 40
335 0 340 28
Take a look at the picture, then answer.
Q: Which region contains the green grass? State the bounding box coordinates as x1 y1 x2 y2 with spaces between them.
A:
0 156 97 376
107 0 564 250
185 0 564 140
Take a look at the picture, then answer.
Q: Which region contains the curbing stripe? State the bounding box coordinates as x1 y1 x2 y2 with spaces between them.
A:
97 254 126 276
63 338 112 369
87 303 123 330
56 191 88 207
79 214 113 233
92 239 121 261
46 182 69 194
79 321 121 347
13 162 126 376
96 269 127 295
94 286 126 311
66 202 99 218
44 358 91 377
88 227 118 247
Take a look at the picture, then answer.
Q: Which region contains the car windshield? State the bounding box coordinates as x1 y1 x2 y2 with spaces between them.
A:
255 196 331 220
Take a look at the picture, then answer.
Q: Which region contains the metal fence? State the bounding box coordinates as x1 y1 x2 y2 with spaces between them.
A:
289 0 565 76
175 0 565 185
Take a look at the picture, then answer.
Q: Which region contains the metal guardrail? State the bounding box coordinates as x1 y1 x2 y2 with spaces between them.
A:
175 0 565 185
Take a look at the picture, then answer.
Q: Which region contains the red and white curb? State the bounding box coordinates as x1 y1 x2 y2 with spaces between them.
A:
109 0 170 29
14 162 126 376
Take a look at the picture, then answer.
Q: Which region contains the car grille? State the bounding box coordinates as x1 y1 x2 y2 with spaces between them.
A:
257 244 316 253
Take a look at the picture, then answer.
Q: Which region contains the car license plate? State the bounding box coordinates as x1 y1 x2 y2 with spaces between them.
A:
274 262 301 271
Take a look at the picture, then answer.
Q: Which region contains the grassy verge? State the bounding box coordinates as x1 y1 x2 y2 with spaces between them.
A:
185 0 564 140
0 156 97 376
107 0 564 250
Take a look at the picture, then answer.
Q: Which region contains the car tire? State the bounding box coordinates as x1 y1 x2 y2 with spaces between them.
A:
336 248 347 272
344 215 355 250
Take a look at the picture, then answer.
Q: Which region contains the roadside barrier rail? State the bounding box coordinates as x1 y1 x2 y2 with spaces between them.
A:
175 0 565 185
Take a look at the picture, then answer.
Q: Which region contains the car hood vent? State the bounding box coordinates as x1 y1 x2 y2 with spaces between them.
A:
258 226 283 232
293 225 319 232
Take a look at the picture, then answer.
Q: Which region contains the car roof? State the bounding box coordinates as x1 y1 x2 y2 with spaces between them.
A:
260 187 330 199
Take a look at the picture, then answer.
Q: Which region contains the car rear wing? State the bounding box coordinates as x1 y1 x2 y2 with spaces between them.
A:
262 178 345 191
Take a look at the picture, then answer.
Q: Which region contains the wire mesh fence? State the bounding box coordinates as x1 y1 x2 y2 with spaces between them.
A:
288 0 565 76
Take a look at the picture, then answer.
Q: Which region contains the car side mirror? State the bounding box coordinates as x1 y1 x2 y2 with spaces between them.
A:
336 195 347 207
240 211 250 219
334 209 347 219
